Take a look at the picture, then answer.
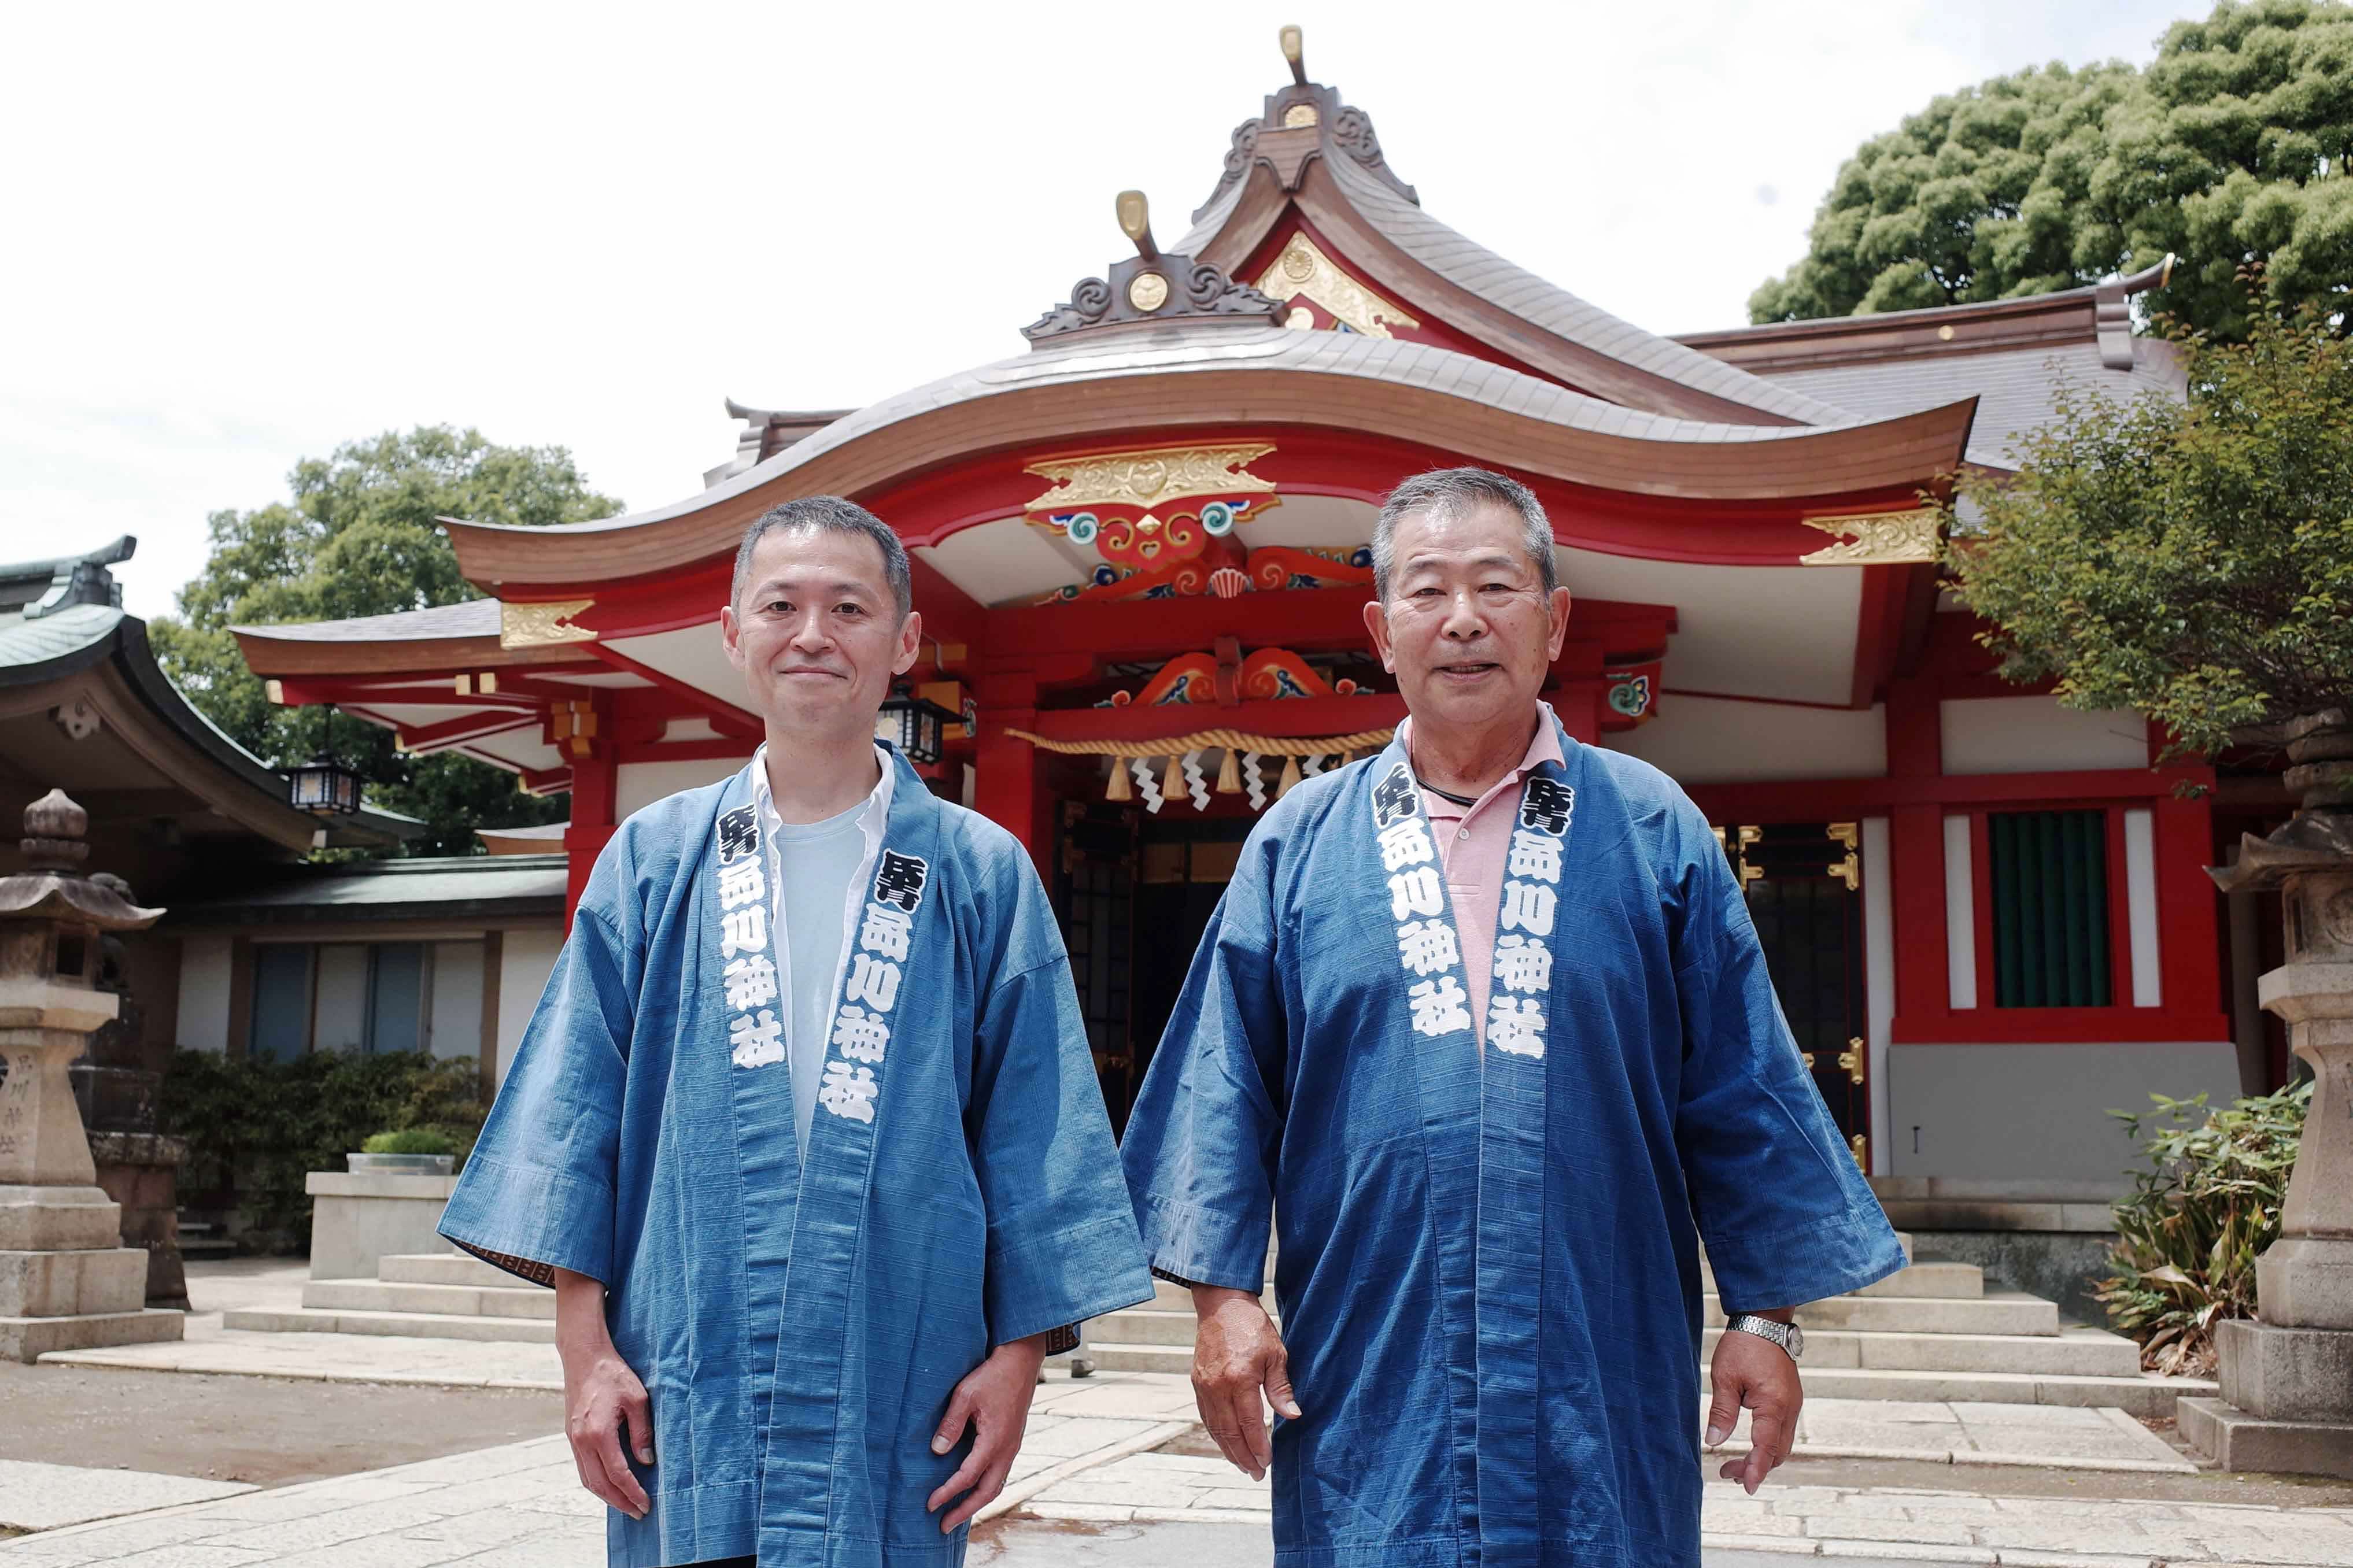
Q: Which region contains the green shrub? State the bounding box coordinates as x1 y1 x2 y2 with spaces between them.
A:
361 1128 459 1156
161 1049 486 1252
2096 1081 2309 1377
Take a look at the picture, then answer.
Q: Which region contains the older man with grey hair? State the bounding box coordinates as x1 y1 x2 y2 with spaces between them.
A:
444 496 1151 1568
1121 467 1903 1567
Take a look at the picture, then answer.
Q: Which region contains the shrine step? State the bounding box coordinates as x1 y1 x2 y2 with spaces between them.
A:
1078 1343 2206 1417
376 1252 529 1290
1701 1260 1983 1301
1700 1323 2143 1377
302 1278 555 1321
220 1306 556 1344
1793 1366 2214 1421
1704 1289 2058 1337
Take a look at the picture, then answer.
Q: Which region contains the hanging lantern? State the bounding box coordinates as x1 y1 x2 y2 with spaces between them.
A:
288 753 363 816
875 685 959 765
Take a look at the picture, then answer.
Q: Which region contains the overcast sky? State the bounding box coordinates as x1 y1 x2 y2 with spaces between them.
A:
5 1 2214 622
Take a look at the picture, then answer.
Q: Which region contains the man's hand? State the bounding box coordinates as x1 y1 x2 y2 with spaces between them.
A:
1190 1284 1301 1481
927 1332 1051 1532
552 1266 652 1520
1705 1307 1802 1494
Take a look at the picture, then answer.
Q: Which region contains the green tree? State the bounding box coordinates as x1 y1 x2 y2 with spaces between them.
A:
1751 1 2353 336
1944 304 2353 756
153 426 623 856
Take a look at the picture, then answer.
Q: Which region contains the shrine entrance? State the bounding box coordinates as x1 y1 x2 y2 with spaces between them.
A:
1719 822 1871 1164
1054 801 1254 1136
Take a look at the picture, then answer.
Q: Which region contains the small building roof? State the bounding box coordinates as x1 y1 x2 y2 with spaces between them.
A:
0 539 417 859
168 853 567 927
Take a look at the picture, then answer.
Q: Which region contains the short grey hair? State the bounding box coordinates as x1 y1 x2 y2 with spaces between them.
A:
1371 467 1557 602
731 496 912 620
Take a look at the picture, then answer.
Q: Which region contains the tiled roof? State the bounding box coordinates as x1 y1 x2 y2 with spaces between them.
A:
231 598 503 643
169 854 566 923
1752 338 2187 470
1315 151 1855 428
0 602 121 679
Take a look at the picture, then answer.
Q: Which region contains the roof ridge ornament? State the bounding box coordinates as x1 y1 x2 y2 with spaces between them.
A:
1191 25 1417 225
1023 191 1285 345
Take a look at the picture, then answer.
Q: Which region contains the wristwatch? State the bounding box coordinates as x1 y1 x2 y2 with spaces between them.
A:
1723 1313 1804 1362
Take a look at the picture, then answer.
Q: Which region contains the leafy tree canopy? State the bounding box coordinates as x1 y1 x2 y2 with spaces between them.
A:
1751 0 2353 338
153 426 623 855
1945 304 2353 757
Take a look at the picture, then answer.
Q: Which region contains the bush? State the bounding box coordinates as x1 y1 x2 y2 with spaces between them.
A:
2096 1081 2310 1377
161 1049 487 1252
361 1127 459 1156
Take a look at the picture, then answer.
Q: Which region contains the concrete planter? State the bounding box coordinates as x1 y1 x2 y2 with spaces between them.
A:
345 1153 456 1177
306 1168 458 1282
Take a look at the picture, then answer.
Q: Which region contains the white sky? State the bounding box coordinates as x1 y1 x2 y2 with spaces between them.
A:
4 1 2209 622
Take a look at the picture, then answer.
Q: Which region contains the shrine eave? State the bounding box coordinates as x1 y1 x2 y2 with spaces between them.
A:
439 326 1975 591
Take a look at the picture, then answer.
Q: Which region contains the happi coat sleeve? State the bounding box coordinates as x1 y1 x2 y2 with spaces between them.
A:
956 810 1159 1344
1117 818 1286 1293
437 815 654 1288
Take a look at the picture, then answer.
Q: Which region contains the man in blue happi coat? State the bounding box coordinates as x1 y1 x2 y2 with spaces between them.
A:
442 497 1153 1568
1121 468 1906 1567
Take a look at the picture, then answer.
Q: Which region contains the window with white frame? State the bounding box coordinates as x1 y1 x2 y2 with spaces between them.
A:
247 940 485 1062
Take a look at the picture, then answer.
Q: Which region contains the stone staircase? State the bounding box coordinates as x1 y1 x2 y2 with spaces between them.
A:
224 1250 559 1343
225 1237 2212 1418
1084 1236 2213 1419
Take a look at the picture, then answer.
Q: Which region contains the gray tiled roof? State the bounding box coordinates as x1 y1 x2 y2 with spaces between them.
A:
1754 339 2188 469
170 855 566 922
454 320 1892 544
0 601 121 678
231 598 502 642
1316 151 1856 427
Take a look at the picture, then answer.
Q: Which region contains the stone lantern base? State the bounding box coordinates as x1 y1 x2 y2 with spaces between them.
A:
0 1183 183 1361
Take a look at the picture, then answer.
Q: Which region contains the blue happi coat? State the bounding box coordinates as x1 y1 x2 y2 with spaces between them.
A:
1121 720 1903 1568
442 747 1152 1568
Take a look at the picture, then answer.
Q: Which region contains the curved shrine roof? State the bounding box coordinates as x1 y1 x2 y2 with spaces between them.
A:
445 319 1972 587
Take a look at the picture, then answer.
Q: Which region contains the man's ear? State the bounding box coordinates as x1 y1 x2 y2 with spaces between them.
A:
1361 597 1398 674
721 602 745 670
1545 586 1572 661
892 609 925 676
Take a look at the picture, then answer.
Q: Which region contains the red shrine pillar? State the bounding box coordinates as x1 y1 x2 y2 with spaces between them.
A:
973 671 1050 883
563 701 617 927
1883 675 1949 1030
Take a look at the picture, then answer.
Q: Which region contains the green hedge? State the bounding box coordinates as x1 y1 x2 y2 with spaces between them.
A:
160 1049 487 1252
2097 1080 2310 1377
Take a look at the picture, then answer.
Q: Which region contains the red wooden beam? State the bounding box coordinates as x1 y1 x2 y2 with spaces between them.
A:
580 641 762 737
396 711 538 755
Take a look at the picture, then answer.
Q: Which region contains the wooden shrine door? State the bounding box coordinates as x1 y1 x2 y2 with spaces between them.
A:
1719 822 1870 1167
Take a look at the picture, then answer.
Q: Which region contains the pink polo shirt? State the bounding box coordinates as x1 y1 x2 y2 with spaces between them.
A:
1402 705 1567 1046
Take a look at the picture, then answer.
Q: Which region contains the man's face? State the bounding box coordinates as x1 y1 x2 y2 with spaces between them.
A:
1362 502 1570 732
721 524 922 736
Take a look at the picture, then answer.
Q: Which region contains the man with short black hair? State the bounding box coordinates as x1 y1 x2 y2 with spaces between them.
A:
1123 467 1904 1567
445 496 1151 1568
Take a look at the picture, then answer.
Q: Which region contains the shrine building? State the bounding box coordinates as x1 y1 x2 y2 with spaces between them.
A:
230 35 2280 1204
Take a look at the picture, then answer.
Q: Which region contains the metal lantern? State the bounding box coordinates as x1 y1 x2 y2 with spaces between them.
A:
289 752 363 816
875 686 959 765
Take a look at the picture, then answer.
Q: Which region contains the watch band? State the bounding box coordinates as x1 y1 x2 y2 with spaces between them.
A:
1723 1312 1802 1362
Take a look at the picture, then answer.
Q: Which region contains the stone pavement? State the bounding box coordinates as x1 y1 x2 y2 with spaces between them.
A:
0 1459 253 1532
11 1422 2353 1567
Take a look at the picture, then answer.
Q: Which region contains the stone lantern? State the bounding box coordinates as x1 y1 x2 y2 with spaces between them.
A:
2183 712 2353 1476
0 789 183 1359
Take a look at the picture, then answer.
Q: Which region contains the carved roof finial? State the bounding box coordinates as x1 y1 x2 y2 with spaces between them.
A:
1024 191 1285 344
1117 190 1158 261
1280 24 1306 86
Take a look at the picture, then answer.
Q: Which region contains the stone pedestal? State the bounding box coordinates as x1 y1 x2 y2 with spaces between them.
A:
2191 804 2353 1475
0 791 181 1362
88 1131 189 1309
306 1169 459 1282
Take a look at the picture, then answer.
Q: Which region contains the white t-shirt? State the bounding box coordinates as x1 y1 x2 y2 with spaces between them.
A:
753 744 891 1160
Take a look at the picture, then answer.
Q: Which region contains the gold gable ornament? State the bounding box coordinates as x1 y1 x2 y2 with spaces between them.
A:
1255 232 1420 339
1797 511 1941 567
499 599 596 649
